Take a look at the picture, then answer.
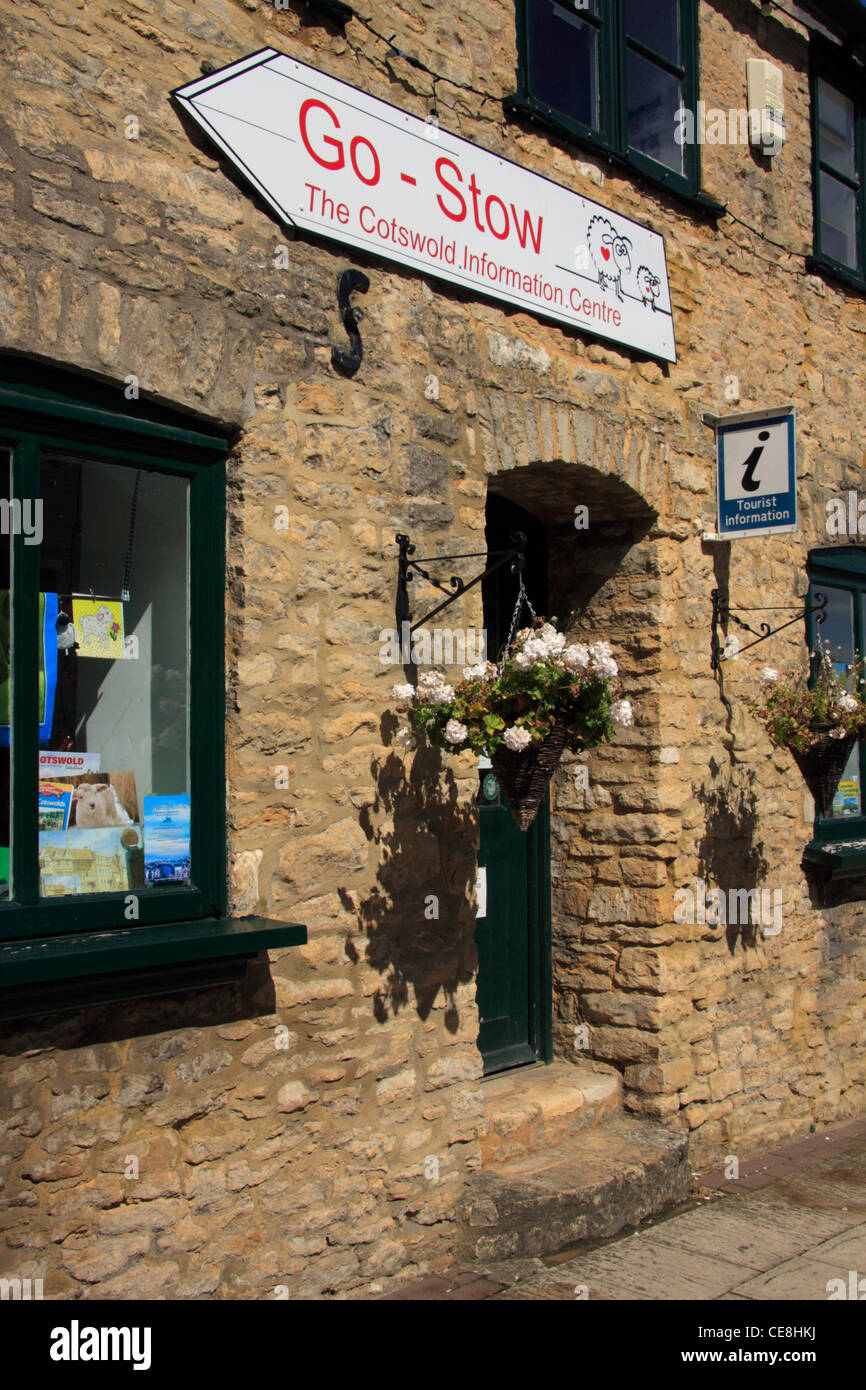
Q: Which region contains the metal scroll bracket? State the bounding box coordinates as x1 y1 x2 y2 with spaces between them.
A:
395 531 526 638
331 269 369 376
711 589 828 670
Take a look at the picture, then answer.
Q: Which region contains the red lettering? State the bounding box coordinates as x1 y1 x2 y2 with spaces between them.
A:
468 173 485 232
299 98 344 170
359 204 376 232
350 135 380 186
612 308 621 327
511 205 543 254
484 194 509 241
435 158 466 222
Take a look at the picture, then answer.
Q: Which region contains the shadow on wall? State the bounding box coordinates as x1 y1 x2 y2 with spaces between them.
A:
348 713 478 1030
0 960 277 1063
696 758 769 954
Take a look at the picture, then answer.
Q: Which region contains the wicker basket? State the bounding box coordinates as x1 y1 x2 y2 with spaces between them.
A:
490 715 571 831
790 730 857 819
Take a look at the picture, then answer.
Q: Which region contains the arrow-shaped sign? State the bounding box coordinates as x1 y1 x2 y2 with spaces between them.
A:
173 48 676 362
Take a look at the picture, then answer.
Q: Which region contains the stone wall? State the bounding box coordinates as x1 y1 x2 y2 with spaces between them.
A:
0 0 865 1298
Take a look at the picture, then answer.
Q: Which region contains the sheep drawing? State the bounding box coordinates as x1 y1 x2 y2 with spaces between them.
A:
586 216 633 301
78 605 114 644
636 265 662 311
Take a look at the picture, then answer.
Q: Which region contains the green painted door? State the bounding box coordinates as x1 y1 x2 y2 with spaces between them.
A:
476 770 549 1072
476 493 551 1075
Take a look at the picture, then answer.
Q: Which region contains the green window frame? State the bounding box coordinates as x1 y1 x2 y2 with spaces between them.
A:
0 363 304 1000
804 547 866 872
808 41 866 295
510 0 721 214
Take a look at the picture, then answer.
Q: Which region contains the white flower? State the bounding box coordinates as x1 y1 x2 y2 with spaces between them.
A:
395 727 417 751
589 641 618 679
559 643 590 673
828 727 848 739
416 668 455 704
392 683 414 702
444 718 468 746
610 699 634 727
513 623 566 668
502 725 532 752
760 667 779 683
462 664 487 680
835 692 859 714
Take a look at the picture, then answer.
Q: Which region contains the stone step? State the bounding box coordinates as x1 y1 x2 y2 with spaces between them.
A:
460 1114 691 1264
480 1060 622 1166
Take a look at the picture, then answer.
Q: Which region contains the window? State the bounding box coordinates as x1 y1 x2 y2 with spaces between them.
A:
512 0 710 207
0 363 304 1001
810 46 866 292
805 548 866 873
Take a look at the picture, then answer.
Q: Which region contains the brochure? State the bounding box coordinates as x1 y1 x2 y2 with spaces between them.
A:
38 781 74 831
39 752 102 776
143 793 191 885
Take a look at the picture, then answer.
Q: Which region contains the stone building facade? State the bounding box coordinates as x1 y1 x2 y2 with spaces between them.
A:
0 0 865 1298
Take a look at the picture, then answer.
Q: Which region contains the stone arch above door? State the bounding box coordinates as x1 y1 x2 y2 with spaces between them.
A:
477 387 669 522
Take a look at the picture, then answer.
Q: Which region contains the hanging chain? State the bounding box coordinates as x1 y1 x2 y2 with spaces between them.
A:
497 574 537 673
121 471 141 603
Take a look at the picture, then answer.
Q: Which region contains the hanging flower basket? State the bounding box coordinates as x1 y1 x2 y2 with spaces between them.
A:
490 712 571 831
751 654 866 818
390 612 633 831
789 729 858 819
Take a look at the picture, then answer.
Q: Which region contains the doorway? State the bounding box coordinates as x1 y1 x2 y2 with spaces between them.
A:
475 495 553 1075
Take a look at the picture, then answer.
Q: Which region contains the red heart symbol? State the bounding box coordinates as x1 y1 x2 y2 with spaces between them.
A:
601 246 611 261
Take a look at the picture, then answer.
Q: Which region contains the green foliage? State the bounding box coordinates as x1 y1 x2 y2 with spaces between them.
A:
399 619 624 757
750 652 866 753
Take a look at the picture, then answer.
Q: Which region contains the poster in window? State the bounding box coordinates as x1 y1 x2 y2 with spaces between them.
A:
0 590 59 746
72 598 125 659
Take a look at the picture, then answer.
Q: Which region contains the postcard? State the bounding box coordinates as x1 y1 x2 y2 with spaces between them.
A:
143 793 190 885
63 771 140 829
38 825 143 897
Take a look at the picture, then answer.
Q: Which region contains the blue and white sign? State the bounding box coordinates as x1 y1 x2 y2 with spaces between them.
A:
715 406 797 538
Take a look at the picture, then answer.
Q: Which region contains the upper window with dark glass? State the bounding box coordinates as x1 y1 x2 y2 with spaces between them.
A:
811 47 865 289
514 0 701 200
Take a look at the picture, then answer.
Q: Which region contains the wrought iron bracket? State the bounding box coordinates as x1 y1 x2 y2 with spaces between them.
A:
395 531 526 638
331 269 369 376
711 589 827 669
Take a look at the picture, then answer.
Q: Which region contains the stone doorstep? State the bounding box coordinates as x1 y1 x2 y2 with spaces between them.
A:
461 1113 691 1264
480 1059 622 1166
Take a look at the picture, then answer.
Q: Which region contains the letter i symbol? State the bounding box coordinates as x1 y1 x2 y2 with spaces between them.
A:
741 430 770 493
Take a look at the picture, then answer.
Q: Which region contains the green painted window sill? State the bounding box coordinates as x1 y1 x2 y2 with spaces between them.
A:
802 839 866 880
0 915 306 1001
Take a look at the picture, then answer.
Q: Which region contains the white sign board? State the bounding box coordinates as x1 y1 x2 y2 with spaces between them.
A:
173 49 676 363
714 407 797 538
